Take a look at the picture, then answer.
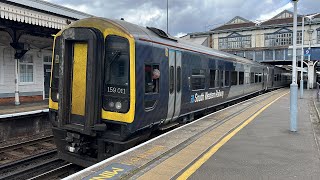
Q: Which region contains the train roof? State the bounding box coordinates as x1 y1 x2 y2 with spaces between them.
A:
70 17 263 66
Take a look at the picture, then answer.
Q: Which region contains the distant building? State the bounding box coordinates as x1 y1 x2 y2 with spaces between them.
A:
0 0 92 105
181 10 320 65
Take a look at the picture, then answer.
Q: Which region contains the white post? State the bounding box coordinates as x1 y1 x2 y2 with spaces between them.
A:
300 16 304 98
14 58 20 105
290 0 298 132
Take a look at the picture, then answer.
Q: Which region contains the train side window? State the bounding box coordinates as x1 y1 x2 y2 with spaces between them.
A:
170 66 174 93
177 67 181 92
225 71 230 86
274 74 277 81
192 69 206 90
239 72 244 85
145 64 160 94
255 73 259 83
220 70 224 87
245 72 250 84
231 71 238 86
250 72 254 83
259 73 262 82
209 69 217 88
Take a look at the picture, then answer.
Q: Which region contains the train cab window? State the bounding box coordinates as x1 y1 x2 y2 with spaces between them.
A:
225 71 230 86
192 69 206 90
209 69 219 88
239 72 244 85
231 71 238 86
145 64 160 94
250 72 254 83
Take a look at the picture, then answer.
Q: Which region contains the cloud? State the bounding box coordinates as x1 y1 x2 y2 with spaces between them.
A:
45 0 320 36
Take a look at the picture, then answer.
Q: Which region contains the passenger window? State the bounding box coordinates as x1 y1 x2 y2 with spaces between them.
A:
145 64 160 94
231 71 238 86
250 72 254 83
255 73 259 83
239 72 244 85
177 67 181 93
225 71 230 86
209 69 218 88
220 70 224 87
192 69 206 90
170 66 174 93
259 73 262 82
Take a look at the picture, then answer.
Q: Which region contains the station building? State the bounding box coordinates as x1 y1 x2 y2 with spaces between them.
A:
0 0 91 105
182 10 320 87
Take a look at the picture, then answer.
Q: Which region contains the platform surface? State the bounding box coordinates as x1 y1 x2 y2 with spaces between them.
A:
65 89 320 180
188 90 320 179
0 100 48 117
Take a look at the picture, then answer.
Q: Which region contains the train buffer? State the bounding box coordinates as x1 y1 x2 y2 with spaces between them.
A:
0 100 48 119
65 89 320 179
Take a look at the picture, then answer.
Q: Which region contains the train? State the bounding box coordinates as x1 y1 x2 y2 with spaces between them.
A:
49 17 291 167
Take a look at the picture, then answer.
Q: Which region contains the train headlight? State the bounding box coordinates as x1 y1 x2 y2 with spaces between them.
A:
108 101 115 108
115 102 122 110
56 93 59 100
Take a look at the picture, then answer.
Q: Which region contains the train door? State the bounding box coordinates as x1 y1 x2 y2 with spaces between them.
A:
165 50 182 123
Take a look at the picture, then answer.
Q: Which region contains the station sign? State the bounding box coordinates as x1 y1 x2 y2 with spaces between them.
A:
304 48 311 56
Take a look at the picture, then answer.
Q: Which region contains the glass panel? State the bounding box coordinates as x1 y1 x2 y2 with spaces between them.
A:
177 67 181 92
265 50 273 60
225 71 230 86
275 49 284 60
246 51 254 60
192 69 205 90
239 72 244 85
170 66 174 93
255 51 263 61
231 71 238 86
250 72 254 83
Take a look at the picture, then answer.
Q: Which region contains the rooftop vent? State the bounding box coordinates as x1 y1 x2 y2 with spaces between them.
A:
147 27 177 42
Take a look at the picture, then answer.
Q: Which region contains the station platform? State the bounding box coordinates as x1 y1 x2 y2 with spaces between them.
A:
0 100 48 118
65 89 320 180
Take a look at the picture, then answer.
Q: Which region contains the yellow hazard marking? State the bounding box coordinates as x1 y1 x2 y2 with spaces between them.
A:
89 167 124 180
71 43 88 116
122 145 165 165
177 91 289 180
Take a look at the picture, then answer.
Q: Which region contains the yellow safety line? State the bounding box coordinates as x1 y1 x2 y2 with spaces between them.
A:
177 91 289 180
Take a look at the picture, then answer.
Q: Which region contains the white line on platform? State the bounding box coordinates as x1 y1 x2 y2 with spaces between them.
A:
64 90 283 180
0 109 49 119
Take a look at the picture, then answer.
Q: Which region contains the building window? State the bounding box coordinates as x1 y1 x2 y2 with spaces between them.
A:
43 55 52 63
297 31 302 44
275 49 284 60
192 69 206 90
219 33 251 49
246 51 254 60
255 51 263 61
19 54 34 83
265 50 273 60
265 32 292 47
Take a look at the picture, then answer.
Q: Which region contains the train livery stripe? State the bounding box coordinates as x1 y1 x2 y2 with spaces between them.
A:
71 43 88 116
49 36 58 110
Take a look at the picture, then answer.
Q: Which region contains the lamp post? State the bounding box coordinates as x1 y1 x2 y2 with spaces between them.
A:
290 0 298 132
300 16 304 98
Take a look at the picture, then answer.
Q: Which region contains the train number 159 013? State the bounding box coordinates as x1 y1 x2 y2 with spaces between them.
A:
107 87 126 95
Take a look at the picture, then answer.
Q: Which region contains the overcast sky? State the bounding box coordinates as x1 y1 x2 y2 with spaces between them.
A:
45 0 320 37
